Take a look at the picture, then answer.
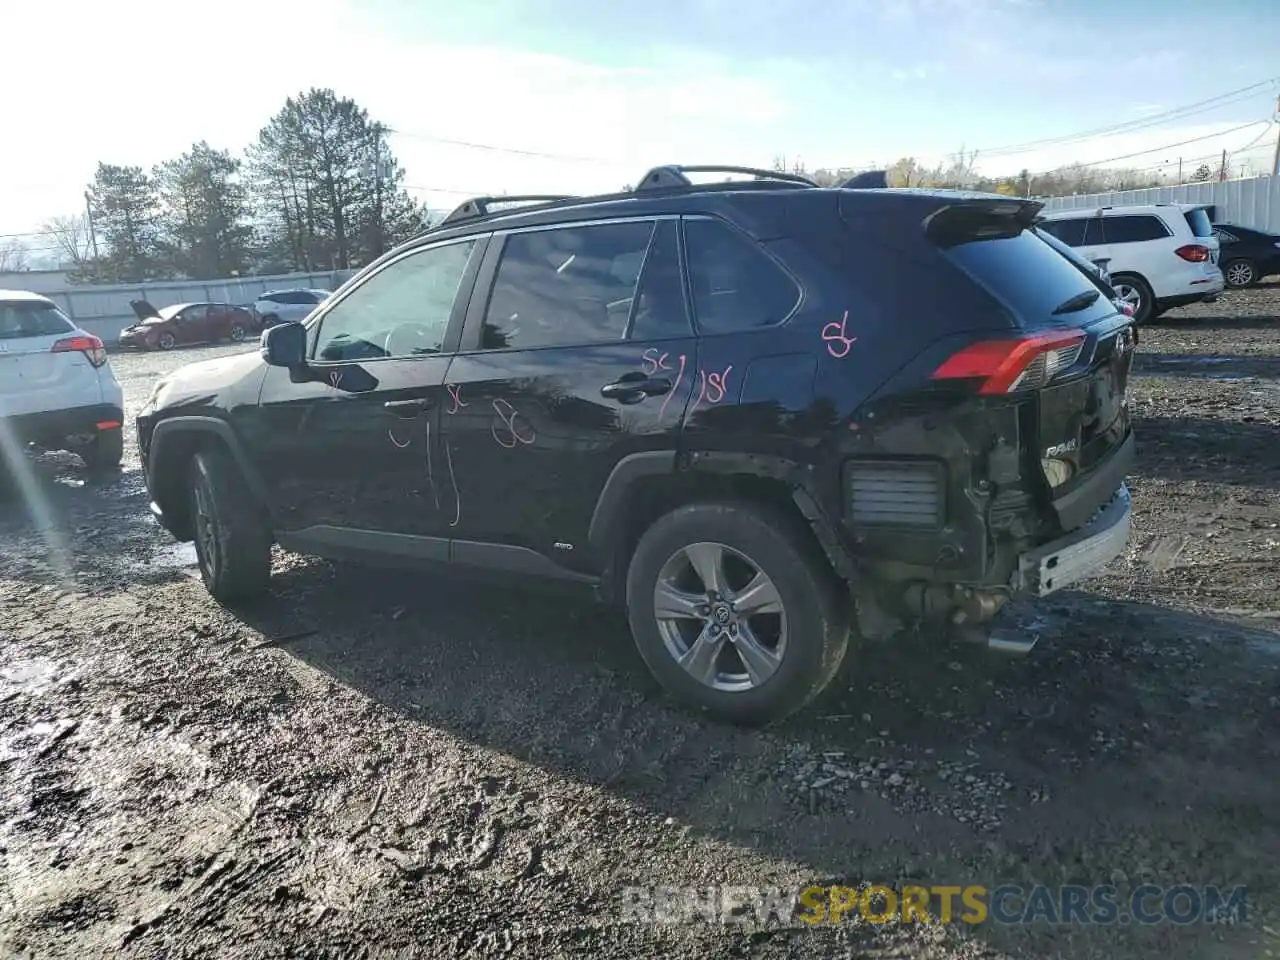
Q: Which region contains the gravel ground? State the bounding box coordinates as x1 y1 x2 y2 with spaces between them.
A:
1 287 1278 959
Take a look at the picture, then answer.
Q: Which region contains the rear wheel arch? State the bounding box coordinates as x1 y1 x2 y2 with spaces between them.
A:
589 451 853 603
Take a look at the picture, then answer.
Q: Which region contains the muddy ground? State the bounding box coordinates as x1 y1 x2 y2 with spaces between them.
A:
1 286 1278 959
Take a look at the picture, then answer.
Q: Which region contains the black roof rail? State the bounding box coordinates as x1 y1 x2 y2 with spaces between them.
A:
841 170 889 189
635 165 817 191
437 194 578 229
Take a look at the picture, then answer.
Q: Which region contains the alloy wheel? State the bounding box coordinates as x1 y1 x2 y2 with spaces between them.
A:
1113 282 1142 316
652 541 788 692
192 478 220 581
1225 261 1255 287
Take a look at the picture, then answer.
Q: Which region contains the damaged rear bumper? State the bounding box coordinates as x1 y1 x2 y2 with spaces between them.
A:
1012 485 1131 596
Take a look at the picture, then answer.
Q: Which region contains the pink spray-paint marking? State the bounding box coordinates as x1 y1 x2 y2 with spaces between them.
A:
424 420 440 510
446 383 467 414
821 310 857 358
444 440 461 527
688 364 733 417
491 398 536 449
658 353 687 420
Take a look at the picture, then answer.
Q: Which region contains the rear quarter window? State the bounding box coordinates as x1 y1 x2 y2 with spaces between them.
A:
0 302 76 339
683 217 800 333
1101 215 1169 244
944 229 1117 330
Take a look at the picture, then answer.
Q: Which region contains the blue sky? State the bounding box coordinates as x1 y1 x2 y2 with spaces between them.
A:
4 0 1278 252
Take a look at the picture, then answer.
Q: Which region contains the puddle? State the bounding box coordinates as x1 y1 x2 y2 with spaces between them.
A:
0 658 59 695
1149 356 1238 365
147 542 198 570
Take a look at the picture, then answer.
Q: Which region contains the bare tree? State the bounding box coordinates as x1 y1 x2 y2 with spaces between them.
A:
41 215 94 267
0 238 29 272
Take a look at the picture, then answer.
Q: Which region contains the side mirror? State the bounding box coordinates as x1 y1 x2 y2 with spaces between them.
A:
261 321 307 370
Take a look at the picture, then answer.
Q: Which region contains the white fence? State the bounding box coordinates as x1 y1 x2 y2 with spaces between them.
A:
39 269 357 345
1040 174 1280 234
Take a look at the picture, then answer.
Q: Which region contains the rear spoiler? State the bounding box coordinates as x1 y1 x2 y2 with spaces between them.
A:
842 170 889 189
923 197 1045 247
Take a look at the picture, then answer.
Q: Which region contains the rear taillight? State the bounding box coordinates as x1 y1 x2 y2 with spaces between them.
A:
52 334 108 368
1114 299 1135 317
1174 244 1210 263
932 330 1086 395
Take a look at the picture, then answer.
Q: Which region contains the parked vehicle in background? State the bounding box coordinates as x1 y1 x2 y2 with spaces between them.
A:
1037 203 1223 323
1035 225 1115 287
1212 222 1280 288
253 289 332 327
0 290 124 472
138 166 1135 725
119 301 260 351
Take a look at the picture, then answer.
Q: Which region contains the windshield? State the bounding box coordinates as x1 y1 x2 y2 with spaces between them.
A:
0 301 76 339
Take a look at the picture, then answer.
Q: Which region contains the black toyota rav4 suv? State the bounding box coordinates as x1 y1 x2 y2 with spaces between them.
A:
137 165 1135 725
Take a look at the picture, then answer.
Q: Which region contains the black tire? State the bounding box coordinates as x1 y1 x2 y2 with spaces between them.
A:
625 500 851 726
157 331 177 350
1111 273 1155 324
229 324 247 342
1222 258 1257 288
262 314 280 328
189 447 272 603
81 428 123 473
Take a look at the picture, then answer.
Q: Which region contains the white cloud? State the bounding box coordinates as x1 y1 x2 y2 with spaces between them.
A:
1 0 792 236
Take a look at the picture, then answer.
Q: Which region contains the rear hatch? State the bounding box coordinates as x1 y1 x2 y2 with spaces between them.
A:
1181 206 1220 265
931 202 1135 530
0 300 101 418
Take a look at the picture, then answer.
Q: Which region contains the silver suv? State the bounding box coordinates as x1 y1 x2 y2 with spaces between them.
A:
252 289 331 327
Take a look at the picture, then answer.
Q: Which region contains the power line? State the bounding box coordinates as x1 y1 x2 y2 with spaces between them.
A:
386 127 617 166
1075 120 1270 168
960 76 1280 160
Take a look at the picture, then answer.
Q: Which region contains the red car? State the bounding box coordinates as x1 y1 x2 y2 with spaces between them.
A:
119 300 260 351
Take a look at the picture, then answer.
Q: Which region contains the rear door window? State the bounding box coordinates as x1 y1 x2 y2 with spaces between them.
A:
0 302 76 339
1182 207 1213 239
1099 216 1168 244
480 221 656 350
944 228 1118 330
1039 218 1087 247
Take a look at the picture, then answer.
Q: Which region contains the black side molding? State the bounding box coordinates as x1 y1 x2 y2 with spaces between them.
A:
149 416 274 511
586 450 679 556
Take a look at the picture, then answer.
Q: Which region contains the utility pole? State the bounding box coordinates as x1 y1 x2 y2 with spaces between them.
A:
1271 111 1280 177
1177 157 1182 184
83 190 99 259
1219 149 1228 182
